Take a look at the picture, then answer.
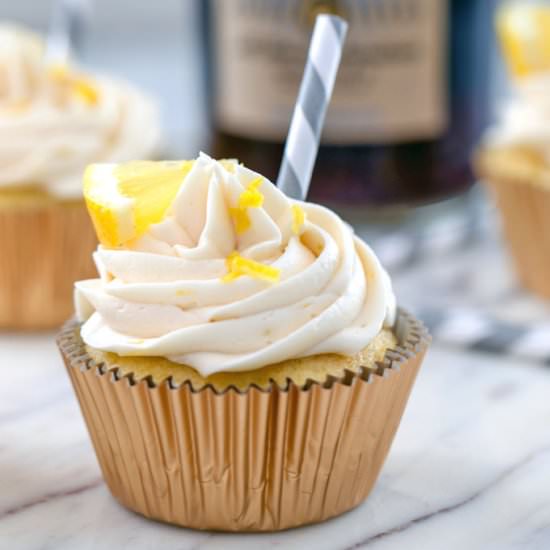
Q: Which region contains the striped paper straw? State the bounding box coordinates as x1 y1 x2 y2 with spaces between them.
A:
419 307 550 365
277 15 348 200
46 0 90 64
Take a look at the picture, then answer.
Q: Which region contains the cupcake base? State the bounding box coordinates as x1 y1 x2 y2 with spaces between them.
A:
477 147 550 300
85 328 398 391
0 196 97 329
58 309 429 532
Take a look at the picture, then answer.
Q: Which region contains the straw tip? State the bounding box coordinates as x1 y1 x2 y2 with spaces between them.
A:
316 13 349 36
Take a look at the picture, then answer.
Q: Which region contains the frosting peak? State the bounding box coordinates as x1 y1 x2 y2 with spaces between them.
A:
0 24 160 197
76 154 396 376
487 73 550 159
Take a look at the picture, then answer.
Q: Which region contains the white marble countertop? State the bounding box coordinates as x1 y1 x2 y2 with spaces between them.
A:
2 326 550 549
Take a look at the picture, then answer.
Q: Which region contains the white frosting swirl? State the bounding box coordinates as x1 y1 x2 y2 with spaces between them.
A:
486 73 550 159
76 154 396 377
0 25 160 197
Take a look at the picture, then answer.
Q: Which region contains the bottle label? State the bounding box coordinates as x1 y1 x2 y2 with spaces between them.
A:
213 0 448 144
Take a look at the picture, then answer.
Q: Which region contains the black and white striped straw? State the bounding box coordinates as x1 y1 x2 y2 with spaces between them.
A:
277 15 348 200
46 0 90 64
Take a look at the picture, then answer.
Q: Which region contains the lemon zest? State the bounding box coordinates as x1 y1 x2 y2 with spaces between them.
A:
238 177 264 208
291 204 306 235
222 251 280 283
71 77 100 105
229 207 251 234
47 62 100 105
229 177 264 235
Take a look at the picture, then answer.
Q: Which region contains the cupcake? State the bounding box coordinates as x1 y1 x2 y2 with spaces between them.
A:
58 154 429 531
0 24 160 329
476 3 550 299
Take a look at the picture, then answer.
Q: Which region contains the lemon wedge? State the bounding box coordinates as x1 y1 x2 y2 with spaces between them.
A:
497 3 550 78
83 160 193 248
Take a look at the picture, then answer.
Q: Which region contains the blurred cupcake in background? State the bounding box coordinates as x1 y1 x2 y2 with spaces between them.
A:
0 24 161 329
476 2 550 299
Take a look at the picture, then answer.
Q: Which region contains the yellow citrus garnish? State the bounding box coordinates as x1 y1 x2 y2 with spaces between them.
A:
83 160 193 248
497 4 550 78
228 207 251 234
229 177 264 234
47 63 100 105
71 77 99 105
239 177 264 208
222 251 280 283
291 204 306 235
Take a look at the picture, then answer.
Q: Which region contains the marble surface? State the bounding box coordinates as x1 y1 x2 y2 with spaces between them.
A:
2 329 550 549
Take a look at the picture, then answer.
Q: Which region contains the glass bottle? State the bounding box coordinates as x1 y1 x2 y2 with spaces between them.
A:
205 0 496 214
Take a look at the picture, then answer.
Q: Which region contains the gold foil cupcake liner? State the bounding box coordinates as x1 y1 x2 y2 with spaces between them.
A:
477 149 550 300
58 309 429 532
0 200 97 329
